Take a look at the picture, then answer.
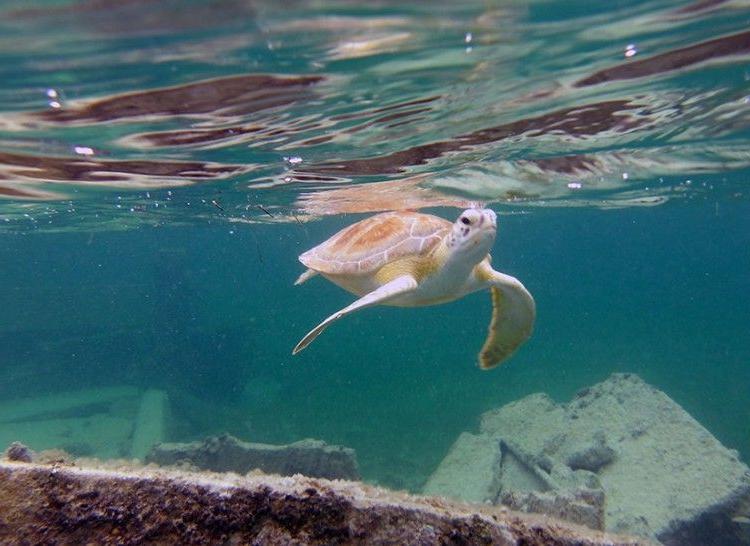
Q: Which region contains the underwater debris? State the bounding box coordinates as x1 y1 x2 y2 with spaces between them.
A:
0 387 167 461
146 433 360 481
130 389 168 461
424 373 750 546
0 459 647 546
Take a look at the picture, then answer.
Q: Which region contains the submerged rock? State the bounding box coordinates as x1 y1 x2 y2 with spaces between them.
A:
0 459 646 545
4 441 34 463
146 433 361 481
425 373 750 545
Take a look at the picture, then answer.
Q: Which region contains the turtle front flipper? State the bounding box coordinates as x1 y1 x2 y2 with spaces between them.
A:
479 271 535 369
293 274 419 355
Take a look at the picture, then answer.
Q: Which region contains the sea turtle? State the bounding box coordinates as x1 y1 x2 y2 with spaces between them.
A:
292 208 535 369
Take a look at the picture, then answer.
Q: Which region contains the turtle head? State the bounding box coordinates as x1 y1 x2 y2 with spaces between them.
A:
447 208 497 262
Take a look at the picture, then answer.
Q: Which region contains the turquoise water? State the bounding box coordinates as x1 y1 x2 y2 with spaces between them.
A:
0 0 749 494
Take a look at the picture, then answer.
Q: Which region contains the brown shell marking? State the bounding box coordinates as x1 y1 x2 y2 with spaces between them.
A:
299 211 451 275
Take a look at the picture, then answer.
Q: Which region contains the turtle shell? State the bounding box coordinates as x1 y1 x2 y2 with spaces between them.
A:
299 211 451 275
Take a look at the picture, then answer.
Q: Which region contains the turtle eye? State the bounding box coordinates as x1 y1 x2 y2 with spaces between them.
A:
460 216 471 225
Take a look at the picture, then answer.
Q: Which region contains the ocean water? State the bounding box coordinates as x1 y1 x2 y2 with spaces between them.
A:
0 0 748 498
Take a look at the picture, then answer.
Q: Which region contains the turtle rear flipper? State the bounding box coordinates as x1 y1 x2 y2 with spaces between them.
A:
295 268 318 285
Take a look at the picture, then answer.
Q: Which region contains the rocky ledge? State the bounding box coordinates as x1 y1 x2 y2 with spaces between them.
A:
0 459 647 545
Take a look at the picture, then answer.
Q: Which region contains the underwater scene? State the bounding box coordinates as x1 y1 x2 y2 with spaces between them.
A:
1 0 749 543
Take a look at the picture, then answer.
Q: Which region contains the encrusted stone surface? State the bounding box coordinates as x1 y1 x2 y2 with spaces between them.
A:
564 430 616 472
0 459 647 546
500 487 605 531
480 392 567 455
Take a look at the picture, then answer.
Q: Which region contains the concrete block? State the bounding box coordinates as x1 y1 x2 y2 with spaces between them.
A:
146 433 360 481
422 432 501 503
131 389 168 460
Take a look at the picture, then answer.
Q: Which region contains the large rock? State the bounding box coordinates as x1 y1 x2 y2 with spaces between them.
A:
0 459 647 545
426 373 750 545
146 433 361 481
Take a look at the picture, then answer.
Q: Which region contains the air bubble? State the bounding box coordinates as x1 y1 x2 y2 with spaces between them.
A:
74 146 94 156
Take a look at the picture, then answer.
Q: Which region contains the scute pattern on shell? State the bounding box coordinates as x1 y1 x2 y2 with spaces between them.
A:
299 211 451 275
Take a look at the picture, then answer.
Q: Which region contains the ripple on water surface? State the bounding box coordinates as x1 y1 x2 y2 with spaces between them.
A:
0 0 748 231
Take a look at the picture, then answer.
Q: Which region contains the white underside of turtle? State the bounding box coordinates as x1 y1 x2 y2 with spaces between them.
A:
293 208 535 369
